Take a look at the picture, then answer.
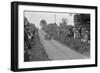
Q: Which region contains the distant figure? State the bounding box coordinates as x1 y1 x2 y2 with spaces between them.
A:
73 27 80 39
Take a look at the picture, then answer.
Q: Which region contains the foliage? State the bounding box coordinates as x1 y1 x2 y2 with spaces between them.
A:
24 17 49 61
40 19 47 27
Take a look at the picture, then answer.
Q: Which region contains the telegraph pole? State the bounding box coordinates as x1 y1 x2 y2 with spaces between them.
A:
55 14 56 24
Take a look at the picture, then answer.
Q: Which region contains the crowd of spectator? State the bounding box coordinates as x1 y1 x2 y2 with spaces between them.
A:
24 17 49 61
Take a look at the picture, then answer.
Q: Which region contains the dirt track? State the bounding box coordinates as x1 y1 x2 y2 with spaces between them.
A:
38 29 88 60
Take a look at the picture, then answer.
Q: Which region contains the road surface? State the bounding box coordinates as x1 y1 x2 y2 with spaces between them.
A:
38 29 88 60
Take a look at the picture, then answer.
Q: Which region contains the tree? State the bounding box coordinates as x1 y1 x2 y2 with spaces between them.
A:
60 18 68 26
40 19 47 28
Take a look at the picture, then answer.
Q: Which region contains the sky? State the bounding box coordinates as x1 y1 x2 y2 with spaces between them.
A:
24 11 75 29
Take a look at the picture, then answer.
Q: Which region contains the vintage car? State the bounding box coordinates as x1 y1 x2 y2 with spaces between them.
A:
45 34 52 40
